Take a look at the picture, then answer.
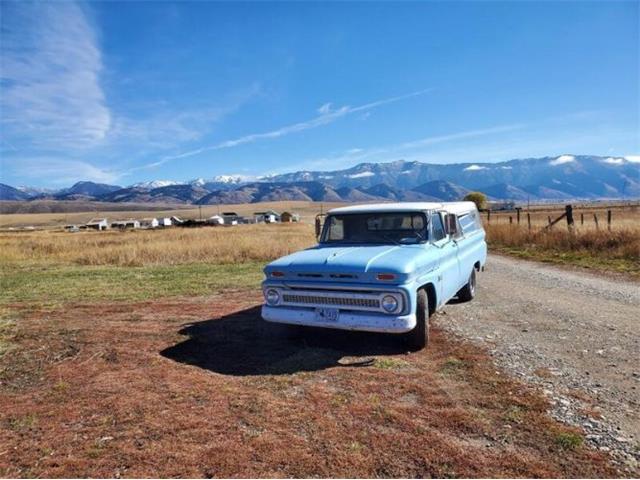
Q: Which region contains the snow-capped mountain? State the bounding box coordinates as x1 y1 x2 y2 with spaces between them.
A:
17 185 58 196
131 180 181 189
211 175 249 184
265 155 640 198
2 155 638 204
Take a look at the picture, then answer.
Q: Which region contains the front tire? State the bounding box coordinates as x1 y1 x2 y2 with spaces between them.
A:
405 289 430 351
457 269 477 302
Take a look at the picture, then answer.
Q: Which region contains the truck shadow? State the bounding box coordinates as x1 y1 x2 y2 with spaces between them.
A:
160 306 409 376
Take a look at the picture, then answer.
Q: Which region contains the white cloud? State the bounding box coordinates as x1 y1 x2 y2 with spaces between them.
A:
463 165 486 171
273 123 525 174
604 157 624 165
317 103 332 115
9 158 118 185
145 88 433 168
625 155 640 163
0 2 111 150
549 155 575 166
399 124 525 150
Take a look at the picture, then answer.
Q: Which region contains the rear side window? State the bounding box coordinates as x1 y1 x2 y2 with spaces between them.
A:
431 213 446 241
459 212 480 234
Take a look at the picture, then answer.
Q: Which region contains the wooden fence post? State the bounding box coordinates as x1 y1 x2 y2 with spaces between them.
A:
487 210 491 223
580 213 584 225
594 213 599 230
548 215 552 228
516 208 521 224
565 204 574 231
509 216 513 225
527 213 531 230
607 210 612 231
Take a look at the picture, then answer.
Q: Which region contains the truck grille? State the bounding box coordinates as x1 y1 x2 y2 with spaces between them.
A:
282 294 380 309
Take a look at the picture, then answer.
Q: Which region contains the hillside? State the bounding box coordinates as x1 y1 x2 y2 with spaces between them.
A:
3 155 639 205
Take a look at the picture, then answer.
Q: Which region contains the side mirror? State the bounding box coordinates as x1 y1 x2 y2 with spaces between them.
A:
315 213 326 240
444 213 458 237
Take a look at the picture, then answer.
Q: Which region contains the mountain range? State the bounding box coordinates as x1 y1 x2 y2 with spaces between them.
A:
1 155 638 204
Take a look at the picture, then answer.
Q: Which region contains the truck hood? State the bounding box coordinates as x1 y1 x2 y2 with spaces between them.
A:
265 244 437 284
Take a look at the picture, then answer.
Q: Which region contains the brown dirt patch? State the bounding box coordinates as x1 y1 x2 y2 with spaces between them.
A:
0 293 618 478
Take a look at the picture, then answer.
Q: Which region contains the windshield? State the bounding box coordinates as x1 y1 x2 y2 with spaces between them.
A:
321 212 428 245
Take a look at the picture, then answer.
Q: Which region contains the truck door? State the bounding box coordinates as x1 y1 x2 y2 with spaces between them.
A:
431 212 460 303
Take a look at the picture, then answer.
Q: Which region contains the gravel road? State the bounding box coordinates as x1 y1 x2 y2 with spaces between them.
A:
435 254 639 472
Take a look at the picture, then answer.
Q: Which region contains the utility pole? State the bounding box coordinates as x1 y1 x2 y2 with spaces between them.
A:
199 205 202 221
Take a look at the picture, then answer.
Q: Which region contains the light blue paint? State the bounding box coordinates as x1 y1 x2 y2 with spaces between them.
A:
262 203 487 334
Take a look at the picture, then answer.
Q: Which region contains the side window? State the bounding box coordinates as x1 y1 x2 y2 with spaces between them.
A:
431 213 446 241
459 213 477 235
327 216 344 241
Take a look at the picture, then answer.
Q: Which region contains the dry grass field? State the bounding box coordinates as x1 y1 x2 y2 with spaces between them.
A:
484 203 640 277
0 224 317 267
485 202 640 231
0 200 344 229
0 204 635 477
2 200 637 276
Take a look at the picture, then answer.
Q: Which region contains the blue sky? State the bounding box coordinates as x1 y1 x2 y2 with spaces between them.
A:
1 1 638 188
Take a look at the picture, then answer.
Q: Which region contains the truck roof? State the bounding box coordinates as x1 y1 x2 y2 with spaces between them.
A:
328 202 478 215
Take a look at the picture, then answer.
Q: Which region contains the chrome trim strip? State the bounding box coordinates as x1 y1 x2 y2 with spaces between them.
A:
264 286 406 315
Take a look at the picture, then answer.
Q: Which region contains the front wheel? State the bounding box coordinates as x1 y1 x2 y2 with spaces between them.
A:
457 269 477 302
404 289 430 351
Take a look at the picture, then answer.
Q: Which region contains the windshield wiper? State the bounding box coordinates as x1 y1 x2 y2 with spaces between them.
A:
379 233 401 245
413 230 425 241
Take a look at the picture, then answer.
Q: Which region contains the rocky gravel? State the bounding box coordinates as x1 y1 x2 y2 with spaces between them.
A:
435 254 640 474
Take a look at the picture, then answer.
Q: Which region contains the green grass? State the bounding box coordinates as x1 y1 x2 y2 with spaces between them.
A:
374 357 410 370
440 357 469 375
554 431 584 450
0 316 15 358
0 262 265 305
7 413 38 432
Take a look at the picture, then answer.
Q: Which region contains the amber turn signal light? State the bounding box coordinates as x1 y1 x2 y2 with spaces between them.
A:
376 273 396 281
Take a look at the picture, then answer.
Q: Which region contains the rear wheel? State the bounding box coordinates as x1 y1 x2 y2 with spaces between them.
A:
457 269 477 302
405 289 430 351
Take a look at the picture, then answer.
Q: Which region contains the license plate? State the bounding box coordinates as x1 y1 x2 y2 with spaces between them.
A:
315 307 339 322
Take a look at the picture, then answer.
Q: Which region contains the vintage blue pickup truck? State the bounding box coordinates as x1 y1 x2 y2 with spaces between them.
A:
261 202 487 349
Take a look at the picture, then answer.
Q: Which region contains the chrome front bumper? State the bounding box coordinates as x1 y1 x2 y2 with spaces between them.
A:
261 305 416 333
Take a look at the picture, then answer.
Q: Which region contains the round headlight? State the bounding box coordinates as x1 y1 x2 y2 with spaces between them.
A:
265 288 280 306
381 295 399 313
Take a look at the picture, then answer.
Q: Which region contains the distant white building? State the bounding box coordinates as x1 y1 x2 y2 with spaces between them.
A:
207 215 224 225
254 210 280 223
140 218 159 228
157 217 172 227
86 218 109 231
111 219 140 229
222 212 242 225
488 201 516 211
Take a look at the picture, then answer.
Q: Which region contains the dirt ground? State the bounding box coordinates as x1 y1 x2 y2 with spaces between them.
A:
0 292 619 478
437 254 640 471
